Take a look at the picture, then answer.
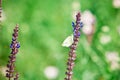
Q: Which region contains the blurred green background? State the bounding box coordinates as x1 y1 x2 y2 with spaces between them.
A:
0 0 120 80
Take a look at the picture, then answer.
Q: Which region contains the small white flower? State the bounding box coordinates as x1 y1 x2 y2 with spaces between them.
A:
62 34 74 47
81 10 95 35
82 25 93 35
105 51 120 70
111 61 119 70
113 0 120 8
44 66 59 79
81 10 95 25
100 35 111 44
106 51 119 62
102 26 110 32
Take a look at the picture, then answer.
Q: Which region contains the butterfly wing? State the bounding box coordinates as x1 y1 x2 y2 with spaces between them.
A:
62 34 74 47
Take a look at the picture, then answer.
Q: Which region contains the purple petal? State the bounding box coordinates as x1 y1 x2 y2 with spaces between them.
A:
72 22 75 27
80 22 83 28
10 44 13 48
74 31 80 37
16 43 20 48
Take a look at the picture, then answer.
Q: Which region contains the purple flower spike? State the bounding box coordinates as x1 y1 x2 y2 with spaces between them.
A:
6 24 20 80
64 12 83 80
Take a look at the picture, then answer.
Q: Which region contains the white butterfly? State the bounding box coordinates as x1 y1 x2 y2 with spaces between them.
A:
62 34 74 47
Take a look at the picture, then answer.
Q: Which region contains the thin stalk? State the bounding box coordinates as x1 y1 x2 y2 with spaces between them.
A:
64 12 83 80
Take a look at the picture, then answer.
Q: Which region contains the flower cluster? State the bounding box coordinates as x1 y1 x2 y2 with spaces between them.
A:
6 24 20 80
64 12 83 80
72 20 83 37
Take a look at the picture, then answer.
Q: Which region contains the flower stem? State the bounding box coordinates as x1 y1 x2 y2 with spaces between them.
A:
64 12 83 80
6 24 20 80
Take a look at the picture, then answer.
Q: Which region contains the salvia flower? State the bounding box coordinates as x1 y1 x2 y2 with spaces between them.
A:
6 24 20 80
64 12 83 80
